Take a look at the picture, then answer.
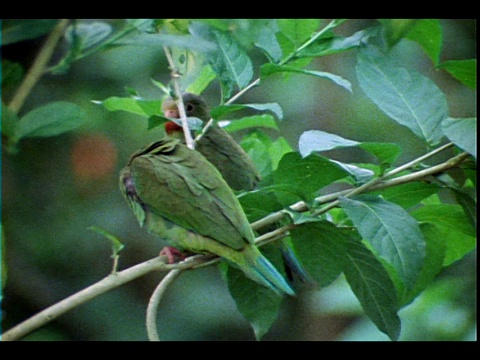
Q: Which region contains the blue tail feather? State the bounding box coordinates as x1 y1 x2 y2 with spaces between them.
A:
253 255 295 296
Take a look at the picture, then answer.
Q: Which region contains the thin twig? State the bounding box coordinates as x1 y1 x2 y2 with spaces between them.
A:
163 46 195 150
310 142 457 217
1 255 204 341
146 269 183 341
8 19 70 114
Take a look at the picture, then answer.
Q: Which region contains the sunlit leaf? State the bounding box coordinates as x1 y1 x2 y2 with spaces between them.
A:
437 59 476 89
95 96 162 117
406 19 443 65
185 64 217 95
411 204 476 266
277 19 320 47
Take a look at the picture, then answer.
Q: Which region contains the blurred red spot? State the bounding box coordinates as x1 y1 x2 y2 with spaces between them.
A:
71 133 118 181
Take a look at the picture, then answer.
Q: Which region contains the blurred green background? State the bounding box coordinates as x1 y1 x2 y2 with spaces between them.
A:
1 19 476 340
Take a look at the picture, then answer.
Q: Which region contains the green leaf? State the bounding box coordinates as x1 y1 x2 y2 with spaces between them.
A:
273 152 350 205
95 96 162 117
378 19 417 47
14 102 87 142
406 19 443 65
299 130 359 156
296 27 380 58
2 59 24 88
222 248 284 340
221 115 279 133
277 19 320 48
261 63 352 92
1 19 59 45
190 22 253 99
283 209 321 225
437 59 476 89
452 189 476 228
358 142 403 167
65 21 113 51
237 188 283 223
124 33 216 53
88 226 125 257
411 204 476 266
290 221 349 287
254 22 283 62
356 45 447 146
239 131 275 177
211 103 283 120
240 131 293 177
343 237 401 341
299 130 402 166
340 195 426 290
185 64 217 95
442 117 476 159
404 223 446 305
372 182 441 209
329 160 375 184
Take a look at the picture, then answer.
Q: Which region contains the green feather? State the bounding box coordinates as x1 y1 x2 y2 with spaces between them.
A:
120 138 294 296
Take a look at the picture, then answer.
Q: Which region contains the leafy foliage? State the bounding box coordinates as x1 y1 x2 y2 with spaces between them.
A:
2 19 476 341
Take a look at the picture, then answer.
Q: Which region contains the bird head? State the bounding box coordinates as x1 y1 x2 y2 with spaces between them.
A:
162 93 209 136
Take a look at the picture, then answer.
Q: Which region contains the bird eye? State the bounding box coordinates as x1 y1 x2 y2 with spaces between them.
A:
186 103 194 113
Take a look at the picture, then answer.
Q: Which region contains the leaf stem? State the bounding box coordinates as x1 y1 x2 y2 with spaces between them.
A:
280 19 339 65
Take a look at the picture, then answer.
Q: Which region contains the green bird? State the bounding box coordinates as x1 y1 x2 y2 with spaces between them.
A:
120 138 295 296
162 93 262 191
162 93 314 287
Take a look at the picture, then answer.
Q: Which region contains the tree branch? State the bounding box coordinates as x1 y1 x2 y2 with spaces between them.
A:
8 19 70 114
146 268 183 341
162 46 195 150
2 145 469 341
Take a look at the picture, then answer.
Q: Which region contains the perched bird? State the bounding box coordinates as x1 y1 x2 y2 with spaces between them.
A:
162 93 314 287
162 93 262 191
120 138 295 296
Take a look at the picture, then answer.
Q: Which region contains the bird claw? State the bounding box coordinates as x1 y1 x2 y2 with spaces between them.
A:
160 246 186 264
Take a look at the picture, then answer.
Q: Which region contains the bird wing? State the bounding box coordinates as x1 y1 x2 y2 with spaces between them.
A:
127 139 254 250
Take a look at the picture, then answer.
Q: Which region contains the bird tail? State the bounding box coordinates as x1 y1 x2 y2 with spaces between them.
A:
241 246 295 296
279 241 316 287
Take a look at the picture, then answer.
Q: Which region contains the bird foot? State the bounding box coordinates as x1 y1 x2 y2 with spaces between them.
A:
160 246 186 264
